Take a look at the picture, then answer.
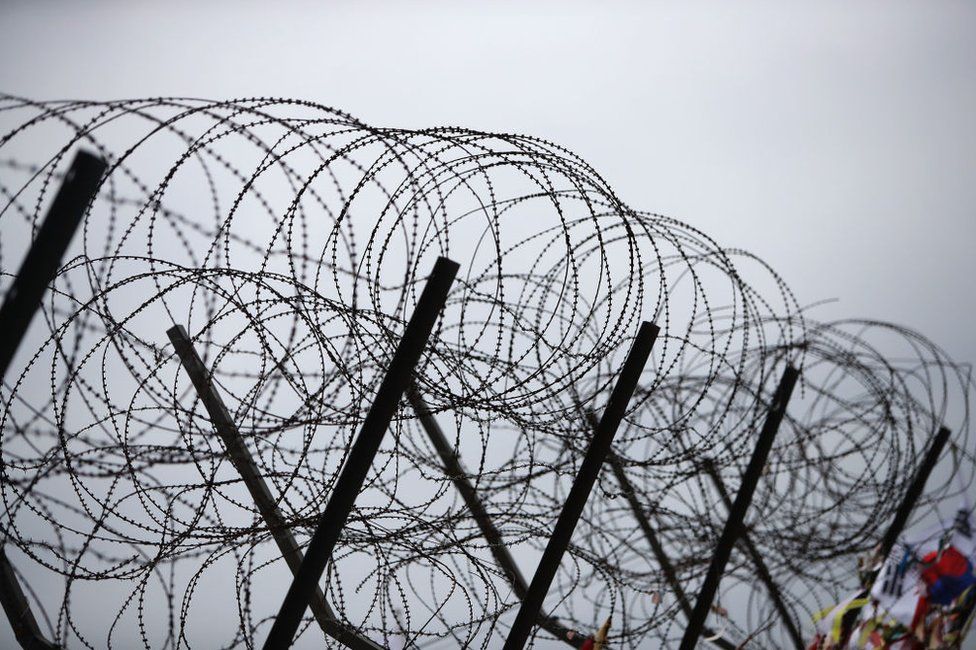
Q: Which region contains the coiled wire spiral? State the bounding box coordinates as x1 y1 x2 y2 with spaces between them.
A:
0 96 971 648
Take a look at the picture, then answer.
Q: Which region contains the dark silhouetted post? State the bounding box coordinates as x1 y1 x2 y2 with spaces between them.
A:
878 426 952 560
167 326 382 650
408 387 582 648
263 257 459 649
701 459 803 650
502 321 659 650
590 414 736 650
0 151 105 650
678 365 799 650
0 151 106 381
0 547 57 649
816 426 953 646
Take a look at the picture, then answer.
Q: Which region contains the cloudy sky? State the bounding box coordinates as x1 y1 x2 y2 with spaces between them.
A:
1 1 974 647
2 1 973 366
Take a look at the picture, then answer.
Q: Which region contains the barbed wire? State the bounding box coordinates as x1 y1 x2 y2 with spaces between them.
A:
0 96 971 648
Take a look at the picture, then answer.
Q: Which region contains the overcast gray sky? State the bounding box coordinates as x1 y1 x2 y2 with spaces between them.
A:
1 1 974 647
2 0 973 367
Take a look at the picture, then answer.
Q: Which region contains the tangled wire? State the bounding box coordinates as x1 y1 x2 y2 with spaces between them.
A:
0 96 972 649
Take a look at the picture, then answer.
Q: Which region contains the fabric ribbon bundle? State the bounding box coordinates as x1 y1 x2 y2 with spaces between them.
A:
808 504 976 649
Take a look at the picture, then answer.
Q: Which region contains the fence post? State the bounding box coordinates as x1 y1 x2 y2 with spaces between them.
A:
167 326 382 650
263 256 458 649
595 431 736 650
700 458 804 650
0 151 105 380
0 150 106 650
502 321 659 650
0 548 57 650
407 387 583 647
878 426 951 560
678 365 799 650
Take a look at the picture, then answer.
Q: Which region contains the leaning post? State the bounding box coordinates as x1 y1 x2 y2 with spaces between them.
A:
263 256 458 649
